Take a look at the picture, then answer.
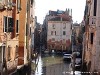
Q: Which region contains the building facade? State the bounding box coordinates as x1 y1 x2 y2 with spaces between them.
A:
18 0 35 73
82 0 100 74
0 0 35 75
46 9 72 52
34 21 42 53
0 0 21 74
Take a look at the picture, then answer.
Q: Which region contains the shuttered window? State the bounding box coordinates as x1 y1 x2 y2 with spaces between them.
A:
8 17 13 32
3 16 7 32
90 33 94 44
55 31 56 35
3 16 14 32
94 0 97 16
16 20 19 33
26 24 28 36
63 31 66 35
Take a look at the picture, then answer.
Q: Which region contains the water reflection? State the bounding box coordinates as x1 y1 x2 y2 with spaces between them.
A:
35 56 43 75
31 54 71 75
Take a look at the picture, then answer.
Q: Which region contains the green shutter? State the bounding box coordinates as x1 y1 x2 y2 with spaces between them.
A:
8 17 13 32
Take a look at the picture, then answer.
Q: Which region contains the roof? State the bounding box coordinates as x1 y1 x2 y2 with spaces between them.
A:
48 10 66 16
48 15 72 21
73 23 80 26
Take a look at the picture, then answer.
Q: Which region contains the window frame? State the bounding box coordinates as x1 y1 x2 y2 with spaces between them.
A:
17 0 21 13
16 20 19 33
63 31 66 35
55 31 56 35
90 33 94 44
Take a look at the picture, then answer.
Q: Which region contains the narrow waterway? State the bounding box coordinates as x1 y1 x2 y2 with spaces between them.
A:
31 54 73 75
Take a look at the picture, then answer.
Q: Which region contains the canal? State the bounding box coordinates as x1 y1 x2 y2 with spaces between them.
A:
31 53 73 75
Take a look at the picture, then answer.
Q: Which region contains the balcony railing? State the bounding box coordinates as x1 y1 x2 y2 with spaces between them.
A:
89 16 96 26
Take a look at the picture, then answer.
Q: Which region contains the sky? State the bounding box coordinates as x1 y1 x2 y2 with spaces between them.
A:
35 0 86 24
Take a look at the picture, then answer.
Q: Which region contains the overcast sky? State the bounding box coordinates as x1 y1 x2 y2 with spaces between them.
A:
35 0 86 24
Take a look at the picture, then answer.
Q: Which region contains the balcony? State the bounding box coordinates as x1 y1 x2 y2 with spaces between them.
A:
89 16 96 26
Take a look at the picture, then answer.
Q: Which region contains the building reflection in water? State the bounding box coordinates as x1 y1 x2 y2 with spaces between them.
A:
35 56 43 75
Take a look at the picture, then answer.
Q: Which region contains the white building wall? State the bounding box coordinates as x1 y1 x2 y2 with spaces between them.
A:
47 21 71 42
47 21 71 51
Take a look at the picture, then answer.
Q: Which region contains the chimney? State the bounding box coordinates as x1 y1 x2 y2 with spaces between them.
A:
68 8 70 15
71 9 72 16
66 8 68 12
65 8 68 14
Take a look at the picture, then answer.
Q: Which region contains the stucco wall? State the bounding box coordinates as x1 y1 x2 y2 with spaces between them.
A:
47 21 71 50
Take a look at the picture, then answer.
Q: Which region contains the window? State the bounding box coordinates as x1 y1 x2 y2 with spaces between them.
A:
90 33 94 44
51 31 53 35
63 31 66 35
16 45 18 58
52 24 55 29
31 0 34 5
94 0 97 16
3 16 7 32
8 46 11 61
17 0 21 13
8 17 14 32
16 20 19 33
55 31 56 35
52 38 55 41
3 16 14 32
26 24 28 36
